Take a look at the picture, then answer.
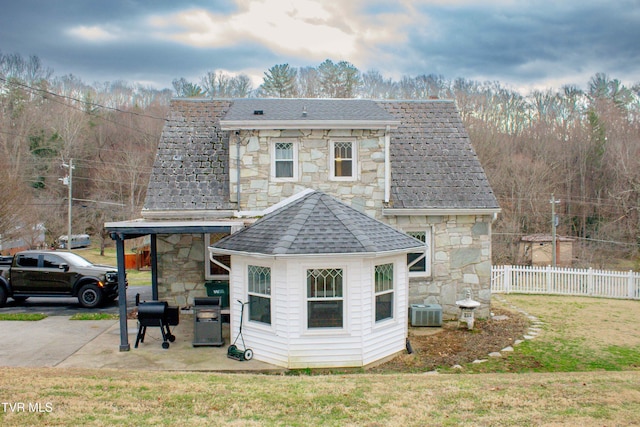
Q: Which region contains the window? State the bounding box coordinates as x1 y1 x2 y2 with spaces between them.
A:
248 265 271 325
330 140 357 180
43 254 64 269
375 263 394 322
16 254 38 267
307 268 343 328
205 233 231 279
271 140 298 181
407 229 432 277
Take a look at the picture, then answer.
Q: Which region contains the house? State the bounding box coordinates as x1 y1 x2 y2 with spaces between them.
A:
518 234 575 267
105 98 500 366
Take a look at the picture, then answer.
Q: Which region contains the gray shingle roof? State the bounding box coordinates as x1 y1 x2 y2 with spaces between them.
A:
143 99 235 212
221 98 397 123
144 98 499 213
377 100 499 210
211 191 424 255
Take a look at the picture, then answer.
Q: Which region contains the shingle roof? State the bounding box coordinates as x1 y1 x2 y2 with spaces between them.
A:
143 99 235 212
377 100 499 210
221 98 397 124
211 191 424 255
143 98 499 213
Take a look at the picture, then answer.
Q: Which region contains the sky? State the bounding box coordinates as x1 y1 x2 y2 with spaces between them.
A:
1 0 639 94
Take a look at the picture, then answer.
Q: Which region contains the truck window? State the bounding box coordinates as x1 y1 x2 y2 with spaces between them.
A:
43 254 64 269
16 254 39 267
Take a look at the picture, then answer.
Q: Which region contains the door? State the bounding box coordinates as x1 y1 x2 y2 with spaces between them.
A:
11 253 42 293
41 253 74 293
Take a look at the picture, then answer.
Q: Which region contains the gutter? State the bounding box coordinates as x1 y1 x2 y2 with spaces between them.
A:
383 207 502 216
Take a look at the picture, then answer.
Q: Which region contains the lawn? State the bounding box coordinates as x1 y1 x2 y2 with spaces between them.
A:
0 295 639 426
72 246 151 287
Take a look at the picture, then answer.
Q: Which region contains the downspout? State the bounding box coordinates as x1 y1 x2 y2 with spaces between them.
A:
235 131 241 210
384 125 391 204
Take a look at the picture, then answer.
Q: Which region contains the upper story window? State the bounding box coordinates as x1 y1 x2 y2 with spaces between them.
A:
330 139 357 181
406 228 432 277
271 140 298 181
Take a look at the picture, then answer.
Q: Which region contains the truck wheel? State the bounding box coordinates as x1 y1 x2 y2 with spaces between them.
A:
0 286 6 307
78 284 103 308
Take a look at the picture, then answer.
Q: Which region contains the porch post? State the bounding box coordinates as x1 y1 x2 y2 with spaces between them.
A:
114 233 130 351
150 234 158 301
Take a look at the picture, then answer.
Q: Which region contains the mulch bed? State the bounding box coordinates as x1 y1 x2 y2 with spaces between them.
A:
371 307 531 372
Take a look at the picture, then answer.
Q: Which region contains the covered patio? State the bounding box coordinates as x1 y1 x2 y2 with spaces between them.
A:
104 219 243 352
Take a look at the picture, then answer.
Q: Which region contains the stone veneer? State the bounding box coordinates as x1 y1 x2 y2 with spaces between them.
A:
229 129 387 217
156 233 209 307
388 214 493 319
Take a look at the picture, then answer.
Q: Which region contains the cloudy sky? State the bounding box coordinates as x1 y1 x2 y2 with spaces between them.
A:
1 0 639 93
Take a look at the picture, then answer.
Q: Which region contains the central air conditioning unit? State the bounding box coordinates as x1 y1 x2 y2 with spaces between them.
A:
410 304 442 327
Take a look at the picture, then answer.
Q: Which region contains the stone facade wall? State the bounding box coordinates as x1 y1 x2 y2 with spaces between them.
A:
156 233 208 306
229 129 387 218
388 214 493 319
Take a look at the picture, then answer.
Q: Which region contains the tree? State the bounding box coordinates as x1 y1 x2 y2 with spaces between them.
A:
172 78 203 97
317 59 360 98
260 64 297 98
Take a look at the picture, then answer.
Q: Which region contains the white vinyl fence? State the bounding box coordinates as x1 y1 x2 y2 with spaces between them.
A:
491 265 640 300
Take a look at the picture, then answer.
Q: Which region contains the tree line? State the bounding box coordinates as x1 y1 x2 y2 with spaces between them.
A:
2 52 640 267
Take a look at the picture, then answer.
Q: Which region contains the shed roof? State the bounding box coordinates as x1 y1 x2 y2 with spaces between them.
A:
211 191 424 256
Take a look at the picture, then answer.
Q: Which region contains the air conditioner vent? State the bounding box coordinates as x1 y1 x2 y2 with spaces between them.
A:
410 304 442 327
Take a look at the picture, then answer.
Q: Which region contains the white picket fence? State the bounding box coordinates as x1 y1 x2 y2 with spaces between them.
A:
491 265 640 300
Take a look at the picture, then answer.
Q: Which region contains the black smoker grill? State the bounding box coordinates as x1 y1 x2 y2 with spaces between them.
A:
192 297 224 347
135 300 179 349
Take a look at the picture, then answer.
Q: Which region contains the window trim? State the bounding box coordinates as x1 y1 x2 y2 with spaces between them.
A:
270 138 299 182
305 266 346 330
374 262 395 323
406 227 433 278
204 233 231 280
329 139 358 181
247 264 272 326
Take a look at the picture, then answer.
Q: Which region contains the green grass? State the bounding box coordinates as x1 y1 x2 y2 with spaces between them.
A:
69 313 119 321
0 313 47 321
72 246 151 287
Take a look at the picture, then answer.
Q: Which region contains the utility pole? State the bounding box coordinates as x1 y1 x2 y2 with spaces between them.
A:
61 159 74 250
550 194 560 267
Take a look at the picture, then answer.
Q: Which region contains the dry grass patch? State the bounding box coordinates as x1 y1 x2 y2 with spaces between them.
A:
0 368 639 426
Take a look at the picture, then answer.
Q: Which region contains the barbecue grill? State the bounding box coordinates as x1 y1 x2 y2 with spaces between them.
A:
192 297 224 347
135 300 179 349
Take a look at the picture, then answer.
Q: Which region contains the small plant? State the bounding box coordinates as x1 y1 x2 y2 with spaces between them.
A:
0 313 47 321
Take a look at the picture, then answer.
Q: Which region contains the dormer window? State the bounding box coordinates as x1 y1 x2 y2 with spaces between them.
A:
330 139 357 181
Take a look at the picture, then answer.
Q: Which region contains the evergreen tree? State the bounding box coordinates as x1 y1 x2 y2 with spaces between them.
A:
260 64 297 98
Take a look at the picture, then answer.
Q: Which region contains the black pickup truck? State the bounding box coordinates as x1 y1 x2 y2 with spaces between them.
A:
0 250 123 308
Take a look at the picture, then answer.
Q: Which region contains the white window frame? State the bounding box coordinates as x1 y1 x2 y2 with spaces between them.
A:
305 267 345 330
204 233 231 280
406 227 432 278
329 139 358 181
270 139 298 181
247 264 272 326
374 262 395 323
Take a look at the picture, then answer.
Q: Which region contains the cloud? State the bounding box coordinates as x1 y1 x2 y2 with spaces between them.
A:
66 25 120 42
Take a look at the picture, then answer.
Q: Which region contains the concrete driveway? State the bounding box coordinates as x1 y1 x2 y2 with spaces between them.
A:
0 286 151 316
